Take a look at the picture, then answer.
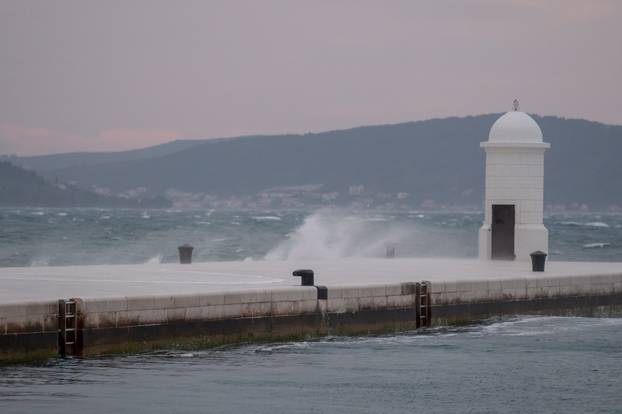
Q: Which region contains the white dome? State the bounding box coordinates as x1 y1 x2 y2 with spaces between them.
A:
488 111 543 143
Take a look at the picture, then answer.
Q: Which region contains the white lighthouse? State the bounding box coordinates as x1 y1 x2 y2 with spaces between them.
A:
478 101 550 261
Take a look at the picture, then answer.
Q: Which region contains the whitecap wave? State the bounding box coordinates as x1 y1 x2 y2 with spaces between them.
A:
585 222 610 228
560 221 610 228
252 216 282 221
30 258 50 266
583 242 611 249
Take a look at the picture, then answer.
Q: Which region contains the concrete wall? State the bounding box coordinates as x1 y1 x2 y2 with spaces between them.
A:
0 300 58 362
431 274 622 324
82 288 318 331
431 274 622 305
1 274 621 363
0 300 58 335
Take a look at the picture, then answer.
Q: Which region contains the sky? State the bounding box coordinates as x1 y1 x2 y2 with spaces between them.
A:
1 0 621 156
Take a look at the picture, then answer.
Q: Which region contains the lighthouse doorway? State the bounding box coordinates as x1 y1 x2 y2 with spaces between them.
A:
491 204 515 260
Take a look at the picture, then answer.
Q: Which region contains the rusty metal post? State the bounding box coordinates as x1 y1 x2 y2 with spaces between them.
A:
421 281 431 328
414 283 421 329
57 300 66 358
73 298 85 357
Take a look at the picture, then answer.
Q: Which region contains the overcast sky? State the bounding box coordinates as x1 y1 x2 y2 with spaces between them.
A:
1 0 621 155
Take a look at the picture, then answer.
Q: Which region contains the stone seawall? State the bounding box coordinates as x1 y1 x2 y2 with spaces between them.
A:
0 300 58 362
1 273 622 363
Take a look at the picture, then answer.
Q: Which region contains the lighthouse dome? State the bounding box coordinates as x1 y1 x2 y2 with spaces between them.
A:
488 111 543 143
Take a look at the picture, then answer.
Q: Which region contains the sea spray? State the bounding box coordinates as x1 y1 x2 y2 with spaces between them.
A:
264 208 415 260
145 255 163 264
2 208 621 266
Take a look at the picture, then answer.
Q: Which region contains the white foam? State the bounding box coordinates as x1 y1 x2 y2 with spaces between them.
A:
561 221 610 228
478 316 622 337
365 217 388 222
252 216 282 221
30 258 50 266
583 242 611 249
585 222 610 228
560 221 581 226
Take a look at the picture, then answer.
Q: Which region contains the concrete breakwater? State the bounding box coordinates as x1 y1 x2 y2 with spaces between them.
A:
1 258 621 363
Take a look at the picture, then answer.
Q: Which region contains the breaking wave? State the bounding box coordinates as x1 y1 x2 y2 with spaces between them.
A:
264 208 414 260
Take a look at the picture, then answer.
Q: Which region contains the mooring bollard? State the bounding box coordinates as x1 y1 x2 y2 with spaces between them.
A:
292 269 314 286
530 251 547 272
178 244 194 264
386 243 396 258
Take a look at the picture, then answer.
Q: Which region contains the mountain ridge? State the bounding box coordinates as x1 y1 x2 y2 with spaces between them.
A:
0 161 171 208
5 114 621 210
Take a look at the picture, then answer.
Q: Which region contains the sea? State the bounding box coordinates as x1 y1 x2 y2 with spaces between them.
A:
1 207 621 413
1 207 621 266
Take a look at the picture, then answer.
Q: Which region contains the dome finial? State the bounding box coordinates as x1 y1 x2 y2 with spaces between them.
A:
513 99 520 111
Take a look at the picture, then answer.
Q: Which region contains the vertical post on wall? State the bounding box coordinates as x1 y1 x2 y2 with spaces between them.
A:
414 283 421 329
418 281 431 328
57 299 66 358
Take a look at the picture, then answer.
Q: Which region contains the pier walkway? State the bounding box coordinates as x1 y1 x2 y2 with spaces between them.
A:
1 258 621 303
1 258 621 363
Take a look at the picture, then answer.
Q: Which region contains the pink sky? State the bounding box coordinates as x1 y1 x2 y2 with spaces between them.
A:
1 0 620 155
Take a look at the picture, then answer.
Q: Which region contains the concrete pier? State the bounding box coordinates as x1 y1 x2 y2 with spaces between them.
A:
1 258 621 363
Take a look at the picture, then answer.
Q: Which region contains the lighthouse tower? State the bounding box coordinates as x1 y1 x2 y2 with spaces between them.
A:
478 101 550 261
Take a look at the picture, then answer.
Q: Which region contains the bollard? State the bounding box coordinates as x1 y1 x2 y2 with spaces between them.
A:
292 269 314 286
530 251 547 272
386 243 396 258
178 244 194 264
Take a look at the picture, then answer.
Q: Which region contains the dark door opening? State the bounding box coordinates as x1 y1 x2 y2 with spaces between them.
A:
491 204 515 260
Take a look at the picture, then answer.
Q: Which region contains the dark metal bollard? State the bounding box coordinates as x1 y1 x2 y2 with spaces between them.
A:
530 251 547 272
292 269 314 286
386 243 396 258
178 244 194 264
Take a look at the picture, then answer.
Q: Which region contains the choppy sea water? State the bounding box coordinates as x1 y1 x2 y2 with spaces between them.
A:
1 208 621 412
1 208 622 266
1 316 621 413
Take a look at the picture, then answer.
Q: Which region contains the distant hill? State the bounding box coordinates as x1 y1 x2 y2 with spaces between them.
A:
7 114 622 210
2 139 206 172
0 161 171 208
